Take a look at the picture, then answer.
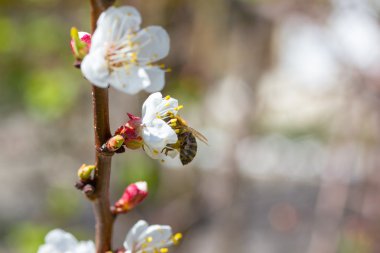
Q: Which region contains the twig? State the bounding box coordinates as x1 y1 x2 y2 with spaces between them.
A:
89 0 116 252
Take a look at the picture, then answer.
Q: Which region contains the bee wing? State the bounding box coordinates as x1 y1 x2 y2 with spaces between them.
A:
189 127 208 145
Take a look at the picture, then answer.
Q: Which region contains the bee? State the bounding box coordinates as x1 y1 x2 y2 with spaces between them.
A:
166 114 208 165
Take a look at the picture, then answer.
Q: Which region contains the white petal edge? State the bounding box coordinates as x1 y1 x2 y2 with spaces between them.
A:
37 244 60 253
92 6 142 50
137 225 172 250
81 48 109 88
139 67 166 93
142 92 164 123
97 6 141 32
124 220 149 250
74 241 96 253
134 26 170 63
135 181 148 192
44 229 78 251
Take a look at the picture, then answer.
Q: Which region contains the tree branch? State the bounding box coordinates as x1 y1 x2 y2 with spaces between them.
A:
89 0 116 252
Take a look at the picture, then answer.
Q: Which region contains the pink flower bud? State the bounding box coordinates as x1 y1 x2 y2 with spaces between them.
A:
70 27 91 61
112 181 148 214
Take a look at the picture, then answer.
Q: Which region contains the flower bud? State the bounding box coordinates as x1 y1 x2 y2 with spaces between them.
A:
105 135 124 152
77 164 95 182
114 114 143 150
124 136 143 150
70 27 91 61
112 181 148 214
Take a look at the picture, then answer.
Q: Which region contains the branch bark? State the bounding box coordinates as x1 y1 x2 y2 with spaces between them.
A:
89 0 116 252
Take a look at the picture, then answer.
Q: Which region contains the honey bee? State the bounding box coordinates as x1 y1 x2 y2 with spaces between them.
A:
166 114 208 165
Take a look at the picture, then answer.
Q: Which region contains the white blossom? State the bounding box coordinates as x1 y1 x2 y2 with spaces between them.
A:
123 220 182 253
37 229 95 253
81 6 170 94
140 92 180 160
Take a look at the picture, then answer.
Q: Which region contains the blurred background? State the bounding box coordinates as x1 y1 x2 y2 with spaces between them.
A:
2 0 380 252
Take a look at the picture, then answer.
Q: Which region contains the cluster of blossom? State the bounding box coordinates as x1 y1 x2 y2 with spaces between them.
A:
39 4 207 252
71 6 206 164
37 220 182 253
106 92 188 162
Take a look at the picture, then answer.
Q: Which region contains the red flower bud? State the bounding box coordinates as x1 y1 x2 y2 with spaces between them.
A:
112 181 148 214
115 114 143 150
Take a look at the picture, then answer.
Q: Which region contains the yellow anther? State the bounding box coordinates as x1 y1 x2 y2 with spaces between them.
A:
153 149 159 155
160 248 169 253
159 64 166 68
172 233 183 245
146 236 153 243
165 95 171 100
165 68 172 73
130 52 138 63
175 129 180 134
164 102 170 107
175 105 183 111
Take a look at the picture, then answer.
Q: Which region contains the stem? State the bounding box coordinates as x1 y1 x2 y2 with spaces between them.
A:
89 0 116 252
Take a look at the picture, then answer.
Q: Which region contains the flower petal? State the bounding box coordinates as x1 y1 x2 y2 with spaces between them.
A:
141 92 179 124
137 225 173 250
134 26 170 63
37 244 61 253
74 241 96 253
142 119 178 160
93 6 141 49
81 47 109 88
44 229 78 251
142 92 164 123
108 66 145 94
143 118 178 148
124 220 149 250
139 67 165 93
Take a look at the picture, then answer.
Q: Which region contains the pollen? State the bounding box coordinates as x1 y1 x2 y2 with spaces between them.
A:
130 52 138 64
175 105 183 111
172 233 183 245
164 95 171 100
153 149 159 155
160 248 169 253
146 236 153 243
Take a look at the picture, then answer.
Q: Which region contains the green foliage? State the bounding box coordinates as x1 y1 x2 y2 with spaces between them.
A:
24 16 64 54
46 186 82 219
116 153 160 198
0 16 20 54
24 69 79 120
5 222 49 253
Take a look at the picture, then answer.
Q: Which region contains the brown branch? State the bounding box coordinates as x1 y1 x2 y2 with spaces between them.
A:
89 0 116 252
